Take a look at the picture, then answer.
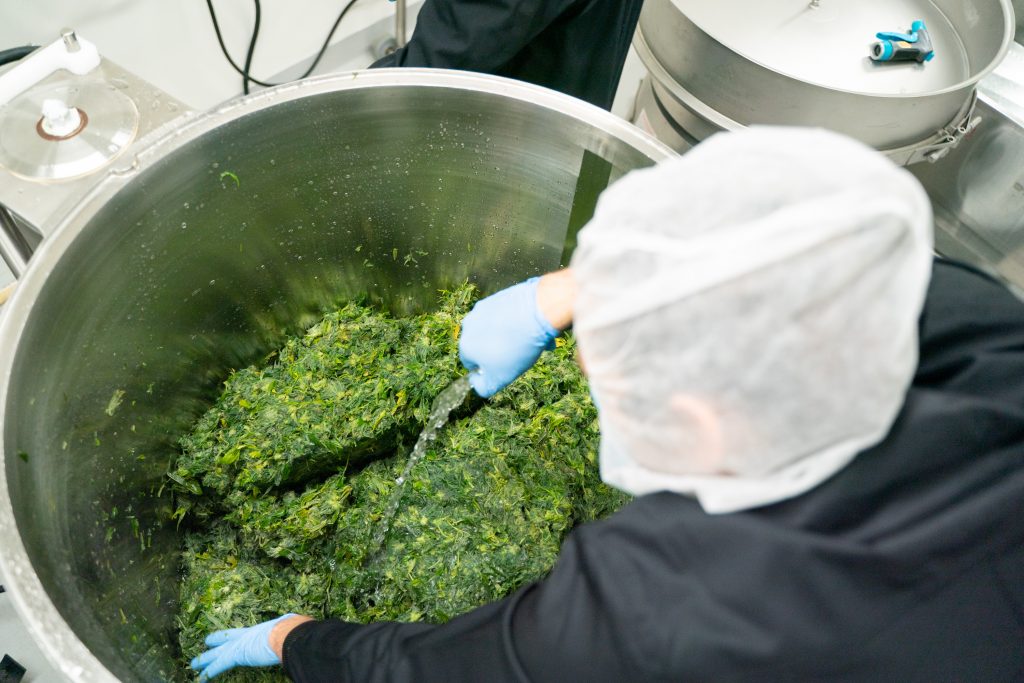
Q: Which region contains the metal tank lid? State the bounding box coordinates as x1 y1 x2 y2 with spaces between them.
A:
669 0 1014 97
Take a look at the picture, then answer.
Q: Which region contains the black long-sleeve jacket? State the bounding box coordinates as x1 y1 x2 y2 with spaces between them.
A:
283 259 1024 681
369 0 645 110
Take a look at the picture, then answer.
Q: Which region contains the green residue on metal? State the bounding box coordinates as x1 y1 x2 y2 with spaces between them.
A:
105 389 126 416
17 451 28 463
220 171 240 187
171 284 628 681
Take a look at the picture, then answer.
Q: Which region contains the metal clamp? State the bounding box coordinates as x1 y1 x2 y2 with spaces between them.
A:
896 91 982 165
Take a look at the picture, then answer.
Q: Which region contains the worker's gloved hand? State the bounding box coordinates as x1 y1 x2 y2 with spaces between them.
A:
191 614 295 681
460 276 559 397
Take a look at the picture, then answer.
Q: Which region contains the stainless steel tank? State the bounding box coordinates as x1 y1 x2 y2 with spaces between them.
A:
635 0 1015 161
0 70 673 681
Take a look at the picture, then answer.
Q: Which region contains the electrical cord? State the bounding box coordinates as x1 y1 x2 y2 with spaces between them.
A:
205 0 361 94
0 45 38 67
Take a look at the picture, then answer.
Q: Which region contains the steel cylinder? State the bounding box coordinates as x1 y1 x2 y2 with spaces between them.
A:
0 70 673 681
636 0 1015 152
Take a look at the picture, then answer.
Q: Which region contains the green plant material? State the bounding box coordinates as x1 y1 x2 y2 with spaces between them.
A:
172 286 471 514
174 286 629 681
220 171 240 187
178 523 325 683
105 389 126 416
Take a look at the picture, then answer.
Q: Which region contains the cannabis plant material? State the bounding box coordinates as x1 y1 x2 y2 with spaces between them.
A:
321 378 627 625
177 523 327 683
172 285 472 515
175 287 629 682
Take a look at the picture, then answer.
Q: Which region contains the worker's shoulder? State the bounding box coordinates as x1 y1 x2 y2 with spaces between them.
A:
917 259 1024 387
927 258 1024 315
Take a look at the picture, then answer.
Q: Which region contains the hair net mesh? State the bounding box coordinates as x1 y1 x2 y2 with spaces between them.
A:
571 127 934 513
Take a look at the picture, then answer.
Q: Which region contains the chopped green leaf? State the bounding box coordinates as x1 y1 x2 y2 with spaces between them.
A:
105 389 126 416
220 171 240 187
171 284 628 680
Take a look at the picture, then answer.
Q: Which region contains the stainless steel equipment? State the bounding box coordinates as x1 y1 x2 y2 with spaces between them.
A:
634 0 1015 163
0 70 672 681
396 0 408 48
0 32 188 259
910 42 1024 291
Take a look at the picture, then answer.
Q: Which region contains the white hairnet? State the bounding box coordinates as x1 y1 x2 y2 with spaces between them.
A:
571 127 934 514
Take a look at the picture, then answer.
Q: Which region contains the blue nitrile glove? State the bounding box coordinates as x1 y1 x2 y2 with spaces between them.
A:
191 614 295 681
459 276 560 398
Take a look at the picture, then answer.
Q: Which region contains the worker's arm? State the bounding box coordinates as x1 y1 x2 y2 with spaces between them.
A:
369 0 580 73
914 258 1024 404
278 503 659 683
458 269 576 397
537 268 577 330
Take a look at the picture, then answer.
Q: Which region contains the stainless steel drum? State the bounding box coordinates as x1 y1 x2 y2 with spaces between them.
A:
0 70 673 681
635 0 1015 161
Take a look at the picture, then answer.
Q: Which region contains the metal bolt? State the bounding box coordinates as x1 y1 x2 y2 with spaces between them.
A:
810 0 821 7
395 0 407 48
61 28 80 53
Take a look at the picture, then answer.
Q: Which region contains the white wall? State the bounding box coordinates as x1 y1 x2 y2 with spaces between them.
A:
0 0 644 115
0 0 411 110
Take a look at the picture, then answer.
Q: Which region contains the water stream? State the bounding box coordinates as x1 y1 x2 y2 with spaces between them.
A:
365 374 473 563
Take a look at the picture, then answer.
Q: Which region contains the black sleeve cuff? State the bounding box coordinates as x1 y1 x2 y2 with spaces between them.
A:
282 619 364 682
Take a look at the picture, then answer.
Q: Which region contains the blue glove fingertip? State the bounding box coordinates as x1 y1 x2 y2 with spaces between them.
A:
204 630 231 647
459 353 479 373
202 658 232 681
469 371 496 398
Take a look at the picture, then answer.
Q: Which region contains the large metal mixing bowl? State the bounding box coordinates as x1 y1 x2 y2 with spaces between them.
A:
0 70 673 681
637 0 1015 151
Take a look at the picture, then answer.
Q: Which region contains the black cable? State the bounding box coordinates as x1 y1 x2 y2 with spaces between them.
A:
205 0 361 94
242 0 261 93
0 45 38 67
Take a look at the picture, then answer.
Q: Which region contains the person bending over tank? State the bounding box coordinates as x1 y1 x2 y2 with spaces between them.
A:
192 127 1024 682
369 0 644 110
